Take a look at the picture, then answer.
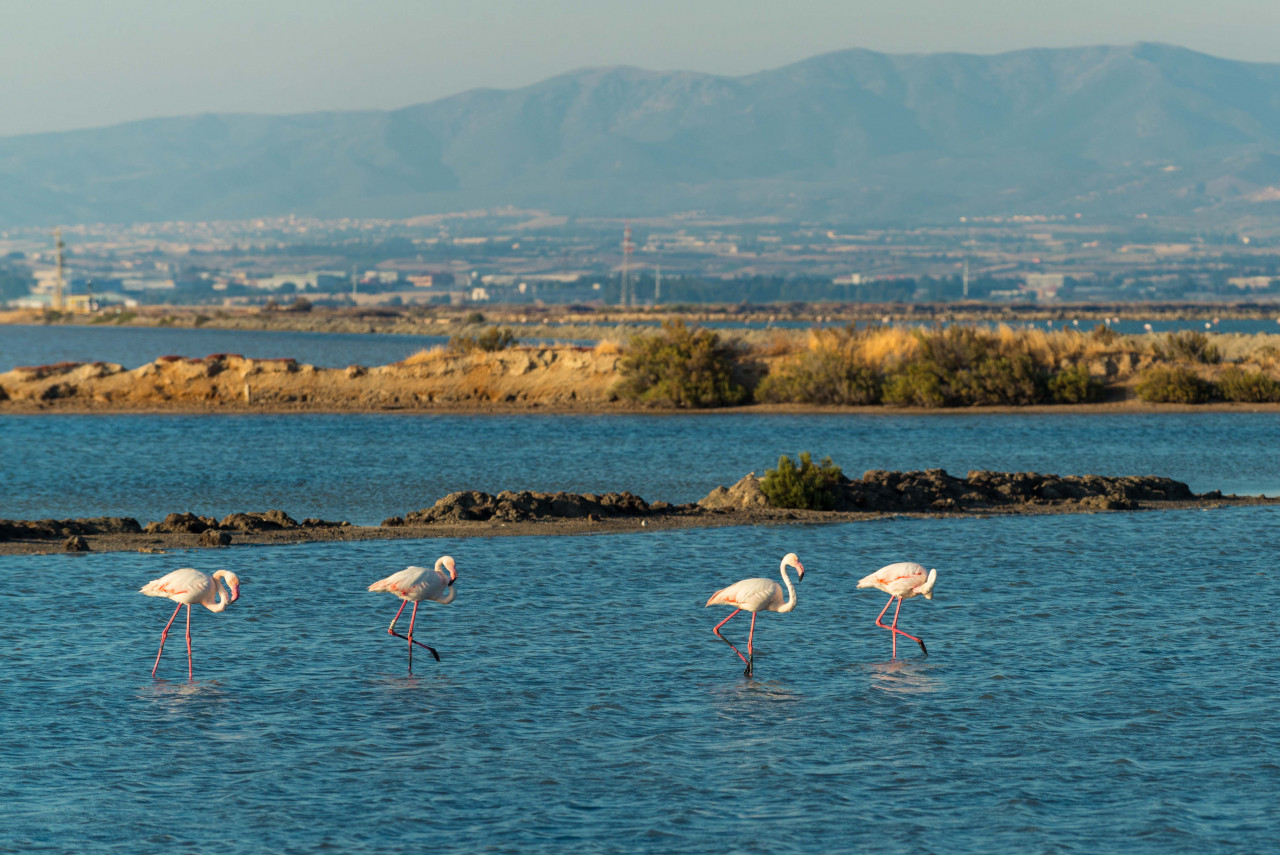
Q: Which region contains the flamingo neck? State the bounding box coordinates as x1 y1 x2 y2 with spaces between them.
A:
205 574 233 613
775 564 798 613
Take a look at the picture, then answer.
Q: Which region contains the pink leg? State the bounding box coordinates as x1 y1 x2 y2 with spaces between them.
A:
388 599 439 670
152 602 182 677
712 608 750 667
889 599 928 656
874 596 927 657
185 605 194 680
745 612 758 677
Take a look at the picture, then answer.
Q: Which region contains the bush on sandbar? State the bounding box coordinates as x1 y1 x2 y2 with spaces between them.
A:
614 319 746 408
760 452 844 510
1215 367 1280 402
1135 366 1211 403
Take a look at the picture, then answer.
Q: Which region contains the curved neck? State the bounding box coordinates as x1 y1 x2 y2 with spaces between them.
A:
206 574 233 612
775 564 798 613
437 585 457 605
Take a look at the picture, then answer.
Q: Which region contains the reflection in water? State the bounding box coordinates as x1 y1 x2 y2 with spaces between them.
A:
863 659 943 695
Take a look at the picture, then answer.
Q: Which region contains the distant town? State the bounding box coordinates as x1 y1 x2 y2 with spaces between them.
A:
3 208 1280 312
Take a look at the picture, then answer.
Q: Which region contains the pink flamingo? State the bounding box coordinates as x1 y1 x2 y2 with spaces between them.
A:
857 562 937 657
705 552 805 677
367 556 457 671
140 568 241 680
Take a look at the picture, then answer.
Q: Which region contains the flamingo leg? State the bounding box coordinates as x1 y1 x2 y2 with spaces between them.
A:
185 605 194 680
874 596 927 657
745 612 758 677
712 608 750 668
388 600 440 670
151 602 182 677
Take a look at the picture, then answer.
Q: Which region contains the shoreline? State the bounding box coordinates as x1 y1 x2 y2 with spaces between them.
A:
4 496 1274 557
3 399 1280 416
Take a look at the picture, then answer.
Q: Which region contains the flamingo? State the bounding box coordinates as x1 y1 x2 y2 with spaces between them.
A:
140 568 241 680
705 552 805 677
857 562 937 658
367 556 457 671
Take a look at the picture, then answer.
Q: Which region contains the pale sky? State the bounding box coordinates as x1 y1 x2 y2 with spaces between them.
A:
3 0 1280 137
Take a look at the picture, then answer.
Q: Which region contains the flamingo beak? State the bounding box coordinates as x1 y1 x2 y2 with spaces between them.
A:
231 584 241 602
448 569 457 587
796 562 805 582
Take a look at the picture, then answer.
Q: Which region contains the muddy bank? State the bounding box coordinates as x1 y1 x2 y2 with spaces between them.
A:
3 470 1273 555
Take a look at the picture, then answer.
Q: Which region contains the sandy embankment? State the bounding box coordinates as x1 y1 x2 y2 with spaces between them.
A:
4 344 1280 414
0 346 624 413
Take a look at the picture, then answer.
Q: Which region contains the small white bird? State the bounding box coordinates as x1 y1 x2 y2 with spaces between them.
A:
705 552 805 677
140 568 241 680
367 556 457 671
857 562 937 658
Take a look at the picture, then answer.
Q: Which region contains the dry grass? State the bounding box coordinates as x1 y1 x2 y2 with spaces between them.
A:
399 346 448 366
593 339 623 356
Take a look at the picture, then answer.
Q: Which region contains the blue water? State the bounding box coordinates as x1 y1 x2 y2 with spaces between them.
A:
0 323 455 371
3 507 1280 853
5 406 1280 852
1 411 1278 526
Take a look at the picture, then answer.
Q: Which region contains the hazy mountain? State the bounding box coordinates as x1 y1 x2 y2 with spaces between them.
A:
5 43 1280 227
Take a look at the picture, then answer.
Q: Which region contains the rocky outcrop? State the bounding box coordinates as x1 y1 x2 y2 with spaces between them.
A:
698 472 769 509
0 516 143 541
838 469 1194 512
387 490 654 525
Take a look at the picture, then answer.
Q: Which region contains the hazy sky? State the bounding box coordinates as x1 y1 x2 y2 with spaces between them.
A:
4 0 1280 137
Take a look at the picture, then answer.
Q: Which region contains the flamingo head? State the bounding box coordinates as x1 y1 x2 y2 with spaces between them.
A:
214 569 241 602
783 552 805 582
439 555 458 587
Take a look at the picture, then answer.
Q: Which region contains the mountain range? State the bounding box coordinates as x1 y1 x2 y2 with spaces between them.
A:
6 42 1280 227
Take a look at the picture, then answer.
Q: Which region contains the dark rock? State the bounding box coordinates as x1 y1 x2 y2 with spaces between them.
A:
64 535 89 552
381 516 405 527
198 529 231 547
219 510 298 532
300 518 349 528
403 488 652 524
145 512 218 534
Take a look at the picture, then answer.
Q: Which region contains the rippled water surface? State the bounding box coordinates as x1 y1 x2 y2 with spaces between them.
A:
4 509 1280 853
2 411 1279 525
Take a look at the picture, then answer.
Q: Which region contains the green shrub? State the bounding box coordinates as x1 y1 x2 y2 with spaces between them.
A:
1216 367 1280 402
1155 330 1221 364
882 363 947 407
1135 366 1211 403
1047 364 1105 403
953 354 1045 405
448 326 517 353
881 327 1048 407
760 452 844 510
756 350 881 405
614 320 746 408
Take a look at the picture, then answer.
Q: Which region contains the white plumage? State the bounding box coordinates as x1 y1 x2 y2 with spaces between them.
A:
368 555 458 670
140 568 241 679
705 552 805 677
857 561 937 658
856 562 936 600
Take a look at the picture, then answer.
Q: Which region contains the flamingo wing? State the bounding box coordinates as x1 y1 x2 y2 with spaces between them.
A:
140 568 212 604
368 565 449 602
857 562 929 598
706 577 782 611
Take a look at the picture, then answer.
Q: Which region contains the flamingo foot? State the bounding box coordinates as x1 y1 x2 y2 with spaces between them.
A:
917 638 928 655
390 630 441 663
